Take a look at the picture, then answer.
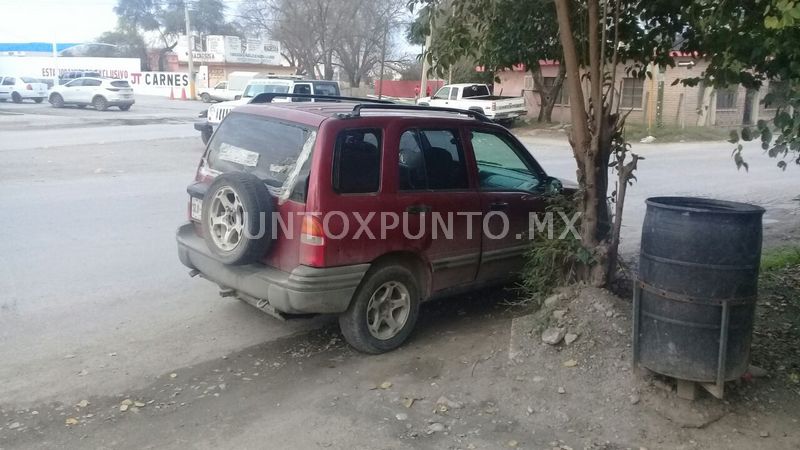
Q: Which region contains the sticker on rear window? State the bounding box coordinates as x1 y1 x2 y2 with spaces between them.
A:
218 143 259 167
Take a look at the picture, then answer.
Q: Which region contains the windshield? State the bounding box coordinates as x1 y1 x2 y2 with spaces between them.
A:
243 83 291 98
207 113 316 191
462 85 491 98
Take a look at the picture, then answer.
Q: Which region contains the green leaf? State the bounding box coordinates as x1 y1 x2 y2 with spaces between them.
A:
728 130 740 144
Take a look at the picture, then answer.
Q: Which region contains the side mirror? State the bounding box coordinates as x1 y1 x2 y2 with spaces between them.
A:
544 176 563 195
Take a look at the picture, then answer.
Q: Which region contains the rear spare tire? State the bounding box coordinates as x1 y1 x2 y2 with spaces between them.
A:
201 172 274 265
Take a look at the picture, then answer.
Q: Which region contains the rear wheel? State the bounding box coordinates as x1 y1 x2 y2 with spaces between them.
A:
49 93 64 108
339 264 421 354
33 97 44 104
201 93 211 103
119 104 132 111
11 92 22 103
92 96 108 111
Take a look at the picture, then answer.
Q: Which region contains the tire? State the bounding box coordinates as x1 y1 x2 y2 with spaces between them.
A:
339 264 421 354
49 93 64 108
11 92 22 103
119 104 132 111
92 96 108 111
201 128 212 145
33 97 44 104
201 172 274 265
201 93 211 103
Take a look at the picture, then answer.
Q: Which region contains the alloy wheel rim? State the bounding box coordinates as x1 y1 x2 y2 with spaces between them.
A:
208 186 245 251
366 281 411 340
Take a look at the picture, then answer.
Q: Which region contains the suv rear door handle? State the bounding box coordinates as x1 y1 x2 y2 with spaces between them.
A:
490 202 509 211
405 204 431 214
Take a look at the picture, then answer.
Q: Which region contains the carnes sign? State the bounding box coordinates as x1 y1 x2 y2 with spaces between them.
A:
129 71 190 96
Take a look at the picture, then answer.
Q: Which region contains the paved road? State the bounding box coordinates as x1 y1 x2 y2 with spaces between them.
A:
0 100 797 414
518 134 800 254
0 98 328 408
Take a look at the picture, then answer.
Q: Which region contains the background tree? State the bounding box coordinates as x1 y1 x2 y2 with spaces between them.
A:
113 0 236 70
413 0 566 122
239 0 406 83
411 0 686 286
654 0 800 170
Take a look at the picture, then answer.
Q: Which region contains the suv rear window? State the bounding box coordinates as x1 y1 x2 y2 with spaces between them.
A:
314 83 339 96
207 113 317 191
462 85 490 98
110 80 130 87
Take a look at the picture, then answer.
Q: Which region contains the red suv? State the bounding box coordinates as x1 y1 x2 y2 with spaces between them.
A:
177 96 570 353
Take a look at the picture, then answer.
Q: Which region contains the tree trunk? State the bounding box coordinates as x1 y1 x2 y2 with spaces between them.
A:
532 63 567 123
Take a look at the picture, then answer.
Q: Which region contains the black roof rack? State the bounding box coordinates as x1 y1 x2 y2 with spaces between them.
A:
249 92 394 104
347 103 491 122
248 92 491 122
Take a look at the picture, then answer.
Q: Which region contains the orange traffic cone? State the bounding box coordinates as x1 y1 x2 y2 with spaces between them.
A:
169 87 174 100
180 88 187 100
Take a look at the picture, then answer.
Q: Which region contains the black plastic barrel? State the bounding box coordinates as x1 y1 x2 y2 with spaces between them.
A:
635 197 765 383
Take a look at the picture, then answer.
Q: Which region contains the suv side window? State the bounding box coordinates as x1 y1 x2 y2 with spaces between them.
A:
449 88 459 100
332 129 382 194
2 77 15 86
470 130 541 191
65 79 83 87
83 79 102 87
398 129 469 191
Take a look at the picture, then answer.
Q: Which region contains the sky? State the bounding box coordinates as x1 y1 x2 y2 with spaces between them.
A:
2 0 121 43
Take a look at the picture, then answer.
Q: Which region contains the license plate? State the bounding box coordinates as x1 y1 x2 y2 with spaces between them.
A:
191 197 202 221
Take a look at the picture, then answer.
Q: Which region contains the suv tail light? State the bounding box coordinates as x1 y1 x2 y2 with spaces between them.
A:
300 215 324 246
300 215 325 267
26 84 32 90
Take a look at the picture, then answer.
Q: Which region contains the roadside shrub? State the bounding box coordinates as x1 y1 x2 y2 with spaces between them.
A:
518 192 591 304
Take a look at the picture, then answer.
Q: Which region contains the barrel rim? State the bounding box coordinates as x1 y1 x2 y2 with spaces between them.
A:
645 196 765 215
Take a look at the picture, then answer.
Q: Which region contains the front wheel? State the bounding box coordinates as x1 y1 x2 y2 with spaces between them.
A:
92 96 108 111
11 92 22 103
339 264 421 354
49 93 64 108
201 93 211 103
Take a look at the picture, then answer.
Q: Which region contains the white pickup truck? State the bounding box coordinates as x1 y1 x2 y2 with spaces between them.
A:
197 71 259 103
416 83 526 123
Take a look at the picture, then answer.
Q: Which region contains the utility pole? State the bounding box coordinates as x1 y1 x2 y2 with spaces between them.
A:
419 27 432 98
184 1 196 100
378 19 388 99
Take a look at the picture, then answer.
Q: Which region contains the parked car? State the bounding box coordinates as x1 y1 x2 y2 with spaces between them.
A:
416 83 527 124
0 76 49 103
49 77 135 111
194 78 341 143
177 98 572 354
197 71 261 103
58 71 102 85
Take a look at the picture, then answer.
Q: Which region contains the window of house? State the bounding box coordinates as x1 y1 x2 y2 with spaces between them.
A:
398 129 469 191
716 87 738 109
543 77 569 105
332 129 382 194
620 78 644 109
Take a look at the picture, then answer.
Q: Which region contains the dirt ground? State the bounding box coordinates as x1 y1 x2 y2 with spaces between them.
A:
2 279 798 449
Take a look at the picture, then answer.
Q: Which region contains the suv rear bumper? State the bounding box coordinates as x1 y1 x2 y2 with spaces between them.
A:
176 223 369 314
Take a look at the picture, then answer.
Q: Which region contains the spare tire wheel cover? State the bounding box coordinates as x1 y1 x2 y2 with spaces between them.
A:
201 172 274 265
